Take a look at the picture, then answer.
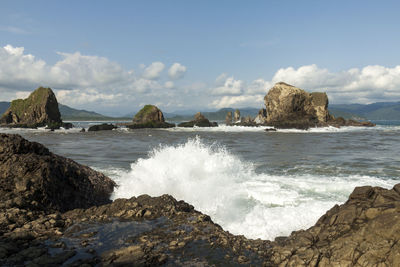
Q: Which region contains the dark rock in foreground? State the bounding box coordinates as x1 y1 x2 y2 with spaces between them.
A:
0 87 67 129
0 134 398 266
0 134 115 215
88 123 117 131
178 112 218 127
127 105 175 129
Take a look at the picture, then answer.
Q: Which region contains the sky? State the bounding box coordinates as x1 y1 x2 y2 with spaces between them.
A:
1 0 400 116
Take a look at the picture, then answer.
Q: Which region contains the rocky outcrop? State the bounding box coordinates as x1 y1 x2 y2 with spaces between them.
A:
0 135 399 266
127 105 174 129
0 134 115 214
226 111 233 125
178 112 218 127
88 123 116 131
0 87 65 129
254 108 267 124
234 109 241 122
264 82 375 129
268 184 400 266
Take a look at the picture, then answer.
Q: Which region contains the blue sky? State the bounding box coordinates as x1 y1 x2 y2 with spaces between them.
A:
1 0 400 115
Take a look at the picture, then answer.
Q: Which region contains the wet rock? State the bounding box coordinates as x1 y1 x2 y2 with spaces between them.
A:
88 123 116 131
254 108 267 124
178 112 218 127
0 87 64 129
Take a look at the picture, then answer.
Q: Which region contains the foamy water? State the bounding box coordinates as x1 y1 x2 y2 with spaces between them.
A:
110 136 398 240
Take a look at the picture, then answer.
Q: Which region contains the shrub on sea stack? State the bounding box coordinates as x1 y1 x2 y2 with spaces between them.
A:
127 105 174 129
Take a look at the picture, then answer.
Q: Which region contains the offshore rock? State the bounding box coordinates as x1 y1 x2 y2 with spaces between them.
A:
127 105 174 129
234 109 241 122
0 87 64 129
225 111 233 125
178 112 218 127
0 134 115 215
88 123 116 131
264 82 374 129
254 108 267 124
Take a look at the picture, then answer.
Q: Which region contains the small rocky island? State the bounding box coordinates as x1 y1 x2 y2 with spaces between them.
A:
126 105 175 129
0 87 72 129
178 112 218 127
0 134 398 266
226 82 375 130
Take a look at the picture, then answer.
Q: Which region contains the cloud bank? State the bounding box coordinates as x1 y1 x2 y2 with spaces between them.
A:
1 44 400 114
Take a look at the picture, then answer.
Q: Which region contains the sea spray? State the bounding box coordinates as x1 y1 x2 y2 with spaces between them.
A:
110 136 398 240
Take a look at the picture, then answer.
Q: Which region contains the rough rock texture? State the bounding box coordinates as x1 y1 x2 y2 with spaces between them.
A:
88 123 116 131
0 87 63 128
234 109 241 122
178 112 218 127
264 82 375 129
0 134 115 215
127 105 175 129
225 111 233 125
254 108 267 124
268 185 400 266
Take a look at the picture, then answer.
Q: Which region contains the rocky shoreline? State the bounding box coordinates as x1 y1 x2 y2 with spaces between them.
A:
1 133 399 266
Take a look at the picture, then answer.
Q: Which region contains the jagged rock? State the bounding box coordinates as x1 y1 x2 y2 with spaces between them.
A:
127 105 174 129
268 184 400 266
178 112 218 127
264 82 374 129
254 108 267 124
225 111 233 125
0 134 115 214
0 87 64 129
234 109 240 122
88 123 116 131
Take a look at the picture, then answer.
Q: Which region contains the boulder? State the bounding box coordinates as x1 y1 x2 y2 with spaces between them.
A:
178 112 218 127
225 111 233 125
0 87 64 129
88 123 116 131
127 105 174 129
233 109 240 122
0 134 115 213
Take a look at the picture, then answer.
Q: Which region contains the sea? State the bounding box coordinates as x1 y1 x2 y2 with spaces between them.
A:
1 121 400 241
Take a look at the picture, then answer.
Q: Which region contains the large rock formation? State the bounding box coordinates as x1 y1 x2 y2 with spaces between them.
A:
127 105 174 129
0 87 64 129
178 112 218 127
264 82 375 129
0 134 115 213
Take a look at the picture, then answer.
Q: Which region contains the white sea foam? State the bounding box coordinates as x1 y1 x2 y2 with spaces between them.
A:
111 136 398 240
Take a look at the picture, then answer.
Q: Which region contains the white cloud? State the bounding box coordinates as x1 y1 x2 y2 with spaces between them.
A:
212 95 264 109
212 75 244 95
142 61 165 80
164 81 174 89
168 63 187 80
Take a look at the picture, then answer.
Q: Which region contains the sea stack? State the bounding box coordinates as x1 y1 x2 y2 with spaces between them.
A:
233 109 240 122
178 112 218 127
127 105 175 129
0 87 64 129
225 111 233 125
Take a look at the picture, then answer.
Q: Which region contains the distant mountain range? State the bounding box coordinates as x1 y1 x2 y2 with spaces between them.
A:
1 101 399 121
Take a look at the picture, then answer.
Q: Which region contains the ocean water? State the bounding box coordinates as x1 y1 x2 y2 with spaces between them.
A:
1 121 400 240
